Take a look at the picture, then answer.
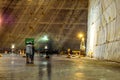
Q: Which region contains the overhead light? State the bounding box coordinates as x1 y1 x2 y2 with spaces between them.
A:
42 35 48 41
11 44 15 49
44 45 48 49
78 33 83 39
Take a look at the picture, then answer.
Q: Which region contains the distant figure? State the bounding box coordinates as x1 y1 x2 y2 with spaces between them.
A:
31 45 35 63
26 43 34 64
67 48 71 58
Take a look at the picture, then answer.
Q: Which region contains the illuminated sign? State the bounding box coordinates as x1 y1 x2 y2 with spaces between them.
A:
25 38 34 45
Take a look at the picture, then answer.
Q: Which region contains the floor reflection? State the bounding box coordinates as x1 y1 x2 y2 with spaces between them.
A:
38 57 51 80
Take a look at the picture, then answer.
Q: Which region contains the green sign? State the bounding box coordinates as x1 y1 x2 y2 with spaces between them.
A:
25 38 34 45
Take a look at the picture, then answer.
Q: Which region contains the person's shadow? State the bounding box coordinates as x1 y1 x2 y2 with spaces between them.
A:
38 57 51 80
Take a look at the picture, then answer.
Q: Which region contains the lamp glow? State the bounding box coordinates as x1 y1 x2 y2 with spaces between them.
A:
78 34 83 39
42 35 48 41
11 44 15 49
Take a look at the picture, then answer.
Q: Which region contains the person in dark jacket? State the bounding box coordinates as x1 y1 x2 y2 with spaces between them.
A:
26 43 32 64
31 45 35 64
26 43 35 64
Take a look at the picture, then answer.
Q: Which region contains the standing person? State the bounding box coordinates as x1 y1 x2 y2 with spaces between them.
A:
31 44 35 64
26 43 32 64
67 48 71 58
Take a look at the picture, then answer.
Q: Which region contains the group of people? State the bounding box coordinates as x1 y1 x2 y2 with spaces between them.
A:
26 43 34 64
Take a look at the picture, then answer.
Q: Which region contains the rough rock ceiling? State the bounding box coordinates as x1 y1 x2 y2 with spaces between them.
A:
0 0 88 49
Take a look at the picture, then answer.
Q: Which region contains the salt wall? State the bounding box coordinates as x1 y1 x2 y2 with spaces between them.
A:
87 0 120 62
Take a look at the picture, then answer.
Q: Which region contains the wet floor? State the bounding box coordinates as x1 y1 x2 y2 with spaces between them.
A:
0 54 120 80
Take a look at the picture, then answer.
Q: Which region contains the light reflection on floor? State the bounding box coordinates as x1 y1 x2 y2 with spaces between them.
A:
0 54 120 80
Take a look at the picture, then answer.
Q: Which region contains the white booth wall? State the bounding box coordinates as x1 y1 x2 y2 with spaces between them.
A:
87 0 120 62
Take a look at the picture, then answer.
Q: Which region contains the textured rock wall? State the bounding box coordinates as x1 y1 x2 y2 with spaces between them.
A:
87 0 120 62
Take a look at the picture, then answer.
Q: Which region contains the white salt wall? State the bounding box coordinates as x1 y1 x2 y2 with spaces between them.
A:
87 0 120 62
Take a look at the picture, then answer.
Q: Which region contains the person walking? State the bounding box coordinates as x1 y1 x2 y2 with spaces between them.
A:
31 45 35 64
26 43 33 64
